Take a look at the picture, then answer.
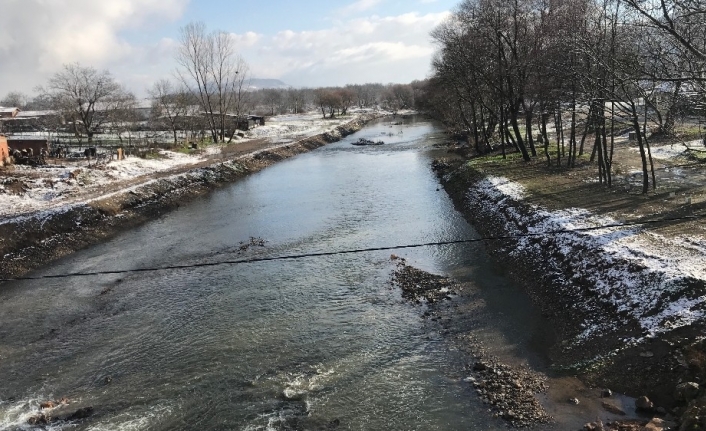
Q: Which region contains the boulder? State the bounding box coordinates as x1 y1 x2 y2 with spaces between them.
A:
675 382 700 403
643 418 665 431
636 396 654 412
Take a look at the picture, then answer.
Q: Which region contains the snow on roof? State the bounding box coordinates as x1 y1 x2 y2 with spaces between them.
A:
15 110 58 118
0 106 20 113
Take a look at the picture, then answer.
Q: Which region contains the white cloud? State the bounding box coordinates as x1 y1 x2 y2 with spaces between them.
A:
243 11 451 87
0 4 451 97
337 0 384 15
0 0 188 96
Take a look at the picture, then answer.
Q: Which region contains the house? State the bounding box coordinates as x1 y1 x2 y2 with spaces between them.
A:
0 135 9 166
1 110 62 134
8 137 49 155
248 115 265 127
0 107 20 119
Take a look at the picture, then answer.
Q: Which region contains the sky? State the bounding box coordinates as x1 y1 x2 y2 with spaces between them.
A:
0 0 457 99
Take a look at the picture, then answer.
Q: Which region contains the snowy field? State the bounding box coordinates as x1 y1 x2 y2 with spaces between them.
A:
0 110 387 220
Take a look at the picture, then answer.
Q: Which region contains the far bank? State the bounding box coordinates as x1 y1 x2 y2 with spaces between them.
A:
0 112 385 280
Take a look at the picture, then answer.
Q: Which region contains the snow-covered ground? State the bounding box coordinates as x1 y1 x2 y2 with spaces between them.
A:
248 108 382 140
0 151 206 218
636 139 706 160
0 110 386 220
468 176 706 341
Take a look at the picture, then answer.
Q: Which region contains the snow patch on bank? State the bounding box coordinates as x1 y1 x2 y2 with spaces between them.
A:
639 139 705 160
0 151 207 219
469 176 706 340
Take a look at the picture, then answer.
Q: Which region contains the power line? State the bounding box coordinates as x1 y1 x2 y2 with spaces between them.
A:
1 213 703 282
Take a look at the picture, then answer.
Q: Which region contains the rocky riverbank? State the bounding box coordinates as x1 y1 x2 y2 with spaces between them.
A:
432 157 706 430
0 113 382 281
391 258 553 428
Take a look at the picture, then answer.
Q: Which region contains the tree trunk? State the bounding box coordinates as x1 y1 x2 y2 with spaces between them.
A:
500 106 506 159
630 103 650 194
525 111 536 157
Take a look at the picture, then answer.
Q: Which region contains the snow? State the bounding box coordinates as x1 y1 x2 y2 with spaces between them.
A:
0 110 381 220
639 139 705 160
248 108 387 140
0 151 209 219
469 176 706 340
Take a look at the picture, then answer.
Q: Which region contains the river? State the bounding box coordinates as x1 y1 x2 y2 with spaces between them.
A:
1 117 576 430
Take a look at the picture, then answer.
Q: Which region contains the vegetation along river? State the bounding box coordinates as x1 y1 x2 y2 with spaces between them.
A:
0 117 580 430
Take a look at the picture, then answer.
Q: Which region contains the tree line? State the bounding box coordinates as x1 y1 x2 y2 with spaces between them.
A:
421 0 706 193
1 22 421 148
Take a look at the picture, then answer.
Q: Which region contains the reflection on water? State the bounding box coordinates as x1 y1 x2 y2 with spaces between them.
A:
0 117 516 430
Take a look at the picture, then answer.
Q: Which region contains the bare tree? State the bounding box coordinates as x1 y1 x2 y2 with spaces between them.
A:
1 92 29 108
177 22 251 144
149 79 191 145
38 63 127 143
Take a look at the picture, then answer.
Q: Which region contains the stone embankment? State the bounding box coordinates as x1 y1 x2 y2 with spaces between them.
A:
433 158 706 431
0 114 381 280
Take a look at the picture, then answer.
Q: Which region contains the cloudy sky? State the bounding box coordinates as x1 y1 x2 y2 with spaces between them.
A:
0 0 456 98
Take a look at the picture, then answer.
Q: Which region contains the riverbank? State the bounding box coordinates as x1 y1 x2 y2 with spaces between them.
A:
433 144 706 429
0 111 385 280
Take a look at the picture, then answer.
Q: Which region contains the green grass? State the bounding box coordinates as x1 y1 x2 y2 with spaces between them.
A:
467 151 525 167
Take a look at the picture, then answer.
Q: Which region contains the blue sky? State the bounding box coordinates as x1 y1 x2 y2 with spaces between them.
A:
0 0 458 96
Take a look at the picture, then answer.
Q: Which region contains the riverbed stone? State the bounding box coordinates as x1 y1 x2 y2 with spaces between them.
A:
675 382 700 403
636 396 654 412
40 401 56 409
602 401 626 415
65 406 94 421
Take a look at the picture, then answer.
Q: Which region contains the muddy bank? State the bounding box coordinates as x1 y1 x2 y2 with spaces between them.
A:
0 114 382 280
434 158 706 429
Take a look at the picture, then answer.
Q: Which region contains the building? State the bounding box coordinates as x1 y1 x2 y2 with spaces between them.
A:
8 138 49 155
248 115 266 127
0 107 20 119
1 110 62 134
0 135 9 166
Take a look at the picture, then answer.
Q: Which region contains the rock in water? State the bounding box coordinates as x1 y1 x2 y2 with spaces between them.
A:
635 396 654 412
65 406 94 421
601 401 626 415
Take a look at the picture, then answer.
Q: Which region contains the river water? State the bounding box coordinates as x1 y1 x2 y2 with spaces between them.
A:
1 117 563 430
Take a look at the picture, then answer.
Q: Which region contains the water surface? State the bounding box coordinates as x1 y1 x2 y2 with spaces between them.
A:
1 117 549 430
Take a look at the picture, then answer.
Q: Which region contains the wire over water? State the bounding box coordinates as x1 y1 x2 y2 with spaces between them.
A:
1 214 703 282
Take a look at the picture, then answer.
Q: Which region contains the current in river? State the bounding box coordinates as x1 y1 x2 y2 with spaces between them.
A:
0 117 554 430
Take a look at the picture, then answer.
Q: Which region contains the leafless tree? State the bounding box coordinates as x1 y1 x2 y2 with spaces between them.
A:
177 22 251 144
38 63 128 143
1 92 29 109
149 79 191 145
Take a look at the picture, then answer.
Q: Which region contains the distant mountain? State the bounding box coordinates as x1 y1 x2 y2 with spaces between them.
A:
247 79 290 90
